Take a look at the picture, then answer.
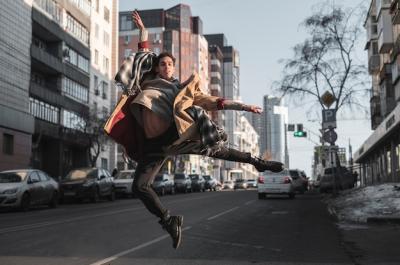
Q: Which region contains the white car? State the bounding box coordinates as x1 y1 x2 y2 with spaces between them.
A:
0 169 59 210
223 180 234 190
257 169 295 199
114 170 135 197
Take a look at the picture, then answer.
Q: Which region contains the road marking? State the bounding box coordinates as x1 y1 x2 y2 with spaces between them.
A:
88 226 192 265
244 200 255 205
0 193 221 234
207 207 239 221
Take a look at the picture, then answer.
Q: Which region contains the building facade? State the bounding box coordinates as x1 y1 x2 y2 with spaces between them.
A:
0 0 35 171
237 115 260 179
355 0 400 185
261 96 289 165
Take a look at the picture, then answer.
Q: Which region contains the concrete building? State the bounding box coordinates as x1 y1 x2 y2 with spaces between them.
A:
89 0 119 171
237 115 260 179
262 96 289 165
205 34 241 175
118 4 210 173
355 0 400 185
0 0 35 171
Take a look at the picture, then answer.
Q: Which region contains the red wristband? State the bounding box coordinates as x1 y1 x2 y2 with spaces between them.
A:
138 41 149 49
216 98 226 110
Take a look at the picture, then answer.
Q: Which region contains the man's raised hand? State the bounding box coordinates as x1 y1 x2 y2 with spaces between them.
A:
132 10 144 30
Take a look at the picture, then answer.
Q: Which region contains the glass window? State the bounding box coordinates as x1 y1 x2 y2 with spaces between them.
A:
101 158 108 170
62 77 89 103
37 171 49 181
104 7 110 22
396 144 400 171
94 49 99 65
29 171 40 183
29 97 59 124
65 13 89 45
103 31 109 47
387 149 391 174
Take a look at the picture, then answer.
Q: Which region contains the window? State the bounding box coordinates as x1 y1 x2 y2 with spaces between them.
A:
120 15 133 31
65 45 89 73
66 13 89 44
95 24 99 39
29 171 40 183
104 7 110 23
29 98 59 124
95 0 99 13
62 77 89 103
124 49 132 58
94 49 99 65
103 56 109 74
102 81 108 99
62 109 85 130
101 158 108 170
37 171 49 181
154 47 160 55
3 133 14 155
387 149 392 174
124 35 131 45
103 31 109 47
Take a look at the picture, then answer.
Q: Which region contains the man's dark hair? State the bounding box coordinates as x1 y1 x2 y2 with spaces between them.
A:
155 52 176 65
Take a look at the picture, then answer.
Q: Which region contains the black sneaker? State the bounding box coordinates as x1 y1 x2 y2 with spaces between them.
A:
252 157 283 173
159 215 183 249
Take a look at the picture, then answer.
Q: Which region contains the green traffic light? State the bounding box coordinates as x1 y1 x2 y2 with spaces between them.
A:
294 131 306 137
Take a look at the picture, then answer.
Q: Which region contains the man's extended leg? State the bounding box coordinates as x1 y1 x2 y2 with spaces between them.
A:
209 146 283 172
132 155 183 249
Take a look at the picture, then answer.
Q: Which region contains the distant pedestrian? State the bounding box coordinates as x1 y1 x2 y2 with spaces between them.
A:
105 10 283 249
111 168 118 178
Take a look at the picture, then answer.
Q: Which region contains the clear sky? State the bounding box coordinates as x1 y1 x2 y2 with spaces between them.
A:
119 0 373 176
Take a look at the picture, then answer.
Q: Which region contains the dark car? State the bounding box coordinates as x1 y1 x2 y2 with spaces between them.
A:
152 173 175 196
173 173 192 193
0 169 59 211
289 169 308 194
189 174 205 192
320 167 355 193
60 168 115 203
234 179 247 190
203 175 218 191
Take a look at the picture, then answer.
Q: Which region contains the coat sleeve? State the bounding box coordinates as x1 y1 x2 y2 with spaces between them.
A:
192 86 220 111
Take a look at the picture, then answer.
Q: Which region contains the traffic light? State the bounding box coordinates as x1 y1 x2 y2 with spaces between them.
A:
294 131 307 137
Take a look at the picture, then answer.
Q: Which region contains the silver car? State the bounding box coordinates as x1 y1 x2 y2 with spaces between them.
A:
114 170 135 197
173 173 192 193
257 169 295 199
0 169 59 211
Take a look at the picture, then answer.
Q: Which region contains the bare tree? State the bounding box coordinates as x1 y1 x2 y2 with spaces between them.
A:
277 2 369 115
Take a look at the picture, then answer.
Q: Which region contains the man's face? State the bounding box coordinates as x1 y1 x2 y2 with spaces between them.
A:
156 56 175 80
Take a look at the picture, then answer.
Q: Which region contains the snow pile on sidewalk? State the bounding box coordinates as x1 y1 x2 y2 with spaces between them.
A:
325 183 400 223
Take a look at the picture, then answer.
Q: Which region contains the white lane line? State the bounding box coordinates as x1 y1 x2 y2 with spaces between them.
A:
88 226 192 265
207 207 239 221
244 200 255 205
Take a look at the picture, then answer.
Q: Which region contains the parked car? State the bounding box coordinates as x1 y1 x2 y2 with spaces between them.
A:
203 175 218 191
312 175 321 189
246 179 257 188
223 180 234 190
114 170 135 197
320 167 355 193
152 173 175 196
289 169 308 193
60 168 115 203
173 173 192 193
257 169 295 199
189 174 205 192
0 169 59 211
234 179 248 190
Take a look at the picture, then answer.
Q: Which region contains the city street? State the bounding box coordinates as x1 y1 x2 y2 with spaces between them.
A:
0 190 359 265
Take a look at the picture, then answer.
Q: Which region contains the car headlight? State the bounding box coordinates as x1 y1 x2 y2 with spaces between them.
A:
3 188 18 194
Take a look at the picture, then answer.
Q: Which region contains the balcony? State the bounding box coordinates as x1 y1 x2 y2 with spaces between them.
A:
379 63 392 82
390 0 400 24
31 45 63 74
370 95 383 129
369 54 381 74
378 8 394 53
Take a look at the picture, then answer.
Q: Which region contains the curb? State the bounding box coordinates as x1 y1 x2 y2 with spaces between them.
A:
367 217 400 225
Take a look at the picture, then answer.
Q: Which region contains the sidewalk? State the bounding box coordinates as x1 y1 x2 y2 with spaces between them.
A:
324 184 400 265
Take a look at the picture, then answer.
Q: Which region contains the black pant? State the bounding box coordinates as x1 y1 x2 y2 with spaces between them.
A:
132 125 252 221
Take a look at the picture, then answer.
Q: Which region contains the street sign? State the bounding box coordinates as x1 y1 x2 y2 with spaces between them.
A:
322 109 337 129
323 129 338 145
321 91 336 108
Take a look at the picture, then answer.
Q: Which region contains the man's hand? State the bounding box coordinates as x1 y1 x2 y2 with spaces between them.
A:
132 10 144 30
243 104 262 114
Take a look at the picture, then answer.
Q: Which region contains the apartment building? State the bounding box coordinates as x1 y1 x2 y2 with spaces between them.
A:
355 0 400 185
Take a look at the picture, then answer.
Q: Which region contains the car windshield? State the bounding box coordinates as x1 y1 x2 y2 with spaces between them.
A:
247 179 255 182
65 168 96 180
231 172 242 179
174 174 185 179
224 181 232 184
189 174 199 180
154 175 163 181
0 171 28 183
203 175 211 180
115 171 134 179
235 179 244 183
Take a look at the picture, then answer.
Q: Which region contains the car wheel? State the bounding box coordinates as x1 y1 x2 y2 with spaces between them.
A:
171 186 175 195
49 191 59 208
91 188 100 203
160 187 165 196
289 193 295 199
20 193 30 211
258 193 265 200
108 189 116 201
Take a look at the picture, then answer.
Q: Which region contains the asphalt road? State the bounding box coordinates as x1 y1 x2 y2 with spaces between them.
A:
0 190 359 265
